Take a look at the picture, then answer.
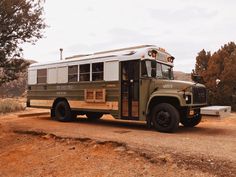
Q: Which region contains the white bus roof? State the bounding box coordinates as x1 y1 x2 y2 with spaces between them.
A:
29 45 173 69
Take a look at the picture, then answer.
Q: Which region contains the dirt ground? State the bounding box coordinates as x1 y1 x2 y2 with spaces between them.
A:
0 109 236 177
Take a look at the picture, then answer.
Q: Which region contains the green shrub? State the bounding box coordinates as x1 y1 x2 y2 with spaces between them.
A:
0 99 24 114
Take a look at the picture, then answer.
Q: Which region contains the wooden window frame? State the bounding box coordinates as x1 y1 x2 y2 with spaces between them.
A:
84 89 106 103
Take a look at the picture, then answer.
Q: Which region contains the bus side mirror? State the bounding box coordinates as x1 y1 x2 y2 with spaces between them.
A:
216 79 221 86
192 75 203 83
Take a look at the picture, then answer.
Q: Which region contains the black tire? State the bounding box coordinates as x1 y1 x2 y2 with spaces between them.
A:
55 100 73 122
50 108 56 120
180 114 202 127
151 103 180 133
86 112 103 120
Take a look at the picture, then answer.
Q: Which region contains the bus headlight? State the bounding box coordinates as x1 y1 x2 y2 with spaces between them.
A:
184 95 191 104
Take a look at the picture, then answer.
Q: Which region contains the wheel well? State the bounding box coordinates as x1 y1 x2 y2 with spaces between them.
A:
51 97 69 117
148 96 180 116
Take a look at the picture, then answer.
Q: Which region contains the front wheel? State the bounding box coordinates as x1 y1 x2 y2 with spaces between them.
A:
180 114 202 127
151 103 180 133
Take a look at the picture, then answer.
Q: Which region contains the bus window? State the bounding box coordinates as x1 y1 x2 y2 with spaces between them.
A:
156 63 162 78
141 60 173 80
122 64 129 81
141 60 148 77
132 61 139 80
80 64 90 81
68 65 78 82
92 62 104 81
162 64 174 80
141 60 156 77
37 69 47 83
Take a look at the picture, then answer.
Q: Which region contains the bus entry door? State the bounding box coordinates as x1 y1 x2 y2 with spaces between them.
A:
121 60 139 119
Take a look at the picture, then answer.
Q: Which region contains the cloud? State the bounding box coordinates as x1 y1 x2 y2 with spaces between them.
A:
108 28 154 42
104 28 168 50
22 0 236 73
148 6 218 24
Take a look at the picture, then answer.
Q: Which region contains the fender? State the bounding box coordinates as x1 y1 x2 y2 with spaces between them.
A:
145 93 184 116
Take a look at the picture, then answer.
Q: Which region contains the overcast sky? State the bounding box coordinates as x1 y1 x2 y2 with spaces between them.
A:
22 0 236 72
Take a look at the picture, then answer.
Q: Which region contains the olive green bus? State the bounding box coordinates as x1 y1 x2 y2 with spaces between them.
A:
27 45 207 133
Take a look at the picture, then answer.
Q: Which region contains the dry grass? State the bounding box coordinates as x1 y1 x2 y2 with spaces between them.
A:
0 98 25 114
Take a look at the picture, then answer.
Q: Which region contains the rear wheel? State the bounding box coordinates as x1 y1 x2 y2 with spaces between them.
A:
55 101 73 122
151 103 180 133
86 112 103 121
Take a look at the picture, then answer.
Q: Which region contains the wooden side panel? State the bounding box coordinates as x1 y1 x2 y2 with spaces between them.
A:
122 98 128 117
30 99 54 107
84 89 106 103
69 100 118 110
95 89 105 102
27 81 120 115
84 89 95 102
29 99 118 111
132 101 139 117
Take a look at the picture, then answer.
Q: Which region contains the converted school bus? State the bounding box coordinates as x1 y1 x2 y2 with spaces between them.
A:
27 45 207 133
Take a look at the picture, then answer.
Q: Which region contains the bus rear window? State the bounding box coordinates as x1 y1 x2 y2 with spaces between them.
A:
37 69 47 84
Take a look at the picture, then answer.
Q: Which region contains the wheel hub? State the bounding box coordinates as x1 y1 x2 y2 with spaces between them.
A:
58 105 66 117
156 111 171 127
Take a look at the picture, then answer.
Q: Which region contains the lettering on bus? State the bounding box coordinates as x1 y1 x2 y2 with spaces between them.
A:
56 85 74 90
56 92 67 95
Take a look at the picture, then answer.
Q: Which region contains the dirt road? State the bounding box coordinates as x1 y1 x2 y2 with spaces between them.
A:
0 108 236 177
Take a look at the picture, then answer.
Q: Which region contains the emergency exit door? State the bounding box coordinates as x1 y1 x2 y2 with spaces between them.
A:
121 60 139 119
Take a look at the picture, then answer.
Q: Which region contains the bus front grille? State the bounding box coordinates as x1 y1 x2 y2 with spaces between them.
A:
192 87 207 104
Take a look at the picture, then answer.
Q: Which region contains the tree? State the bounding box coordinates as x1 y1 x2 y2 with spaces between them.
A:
0 59 32 97
192 49 211 84
194 49 211 75
0 0 46 84
192 42 236 109
0 58 31 83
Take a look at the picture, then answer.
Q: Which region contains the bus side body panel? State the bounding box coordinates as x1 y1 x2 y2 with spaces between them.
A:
27 81 120 118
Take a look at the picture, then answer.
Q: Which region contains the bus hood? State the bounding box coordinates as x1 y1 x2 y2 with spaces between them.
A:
154 79 205 92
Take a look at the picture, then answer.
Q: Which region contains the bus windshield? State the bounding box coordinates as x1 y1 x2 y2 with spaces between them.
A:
141 60 174 80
